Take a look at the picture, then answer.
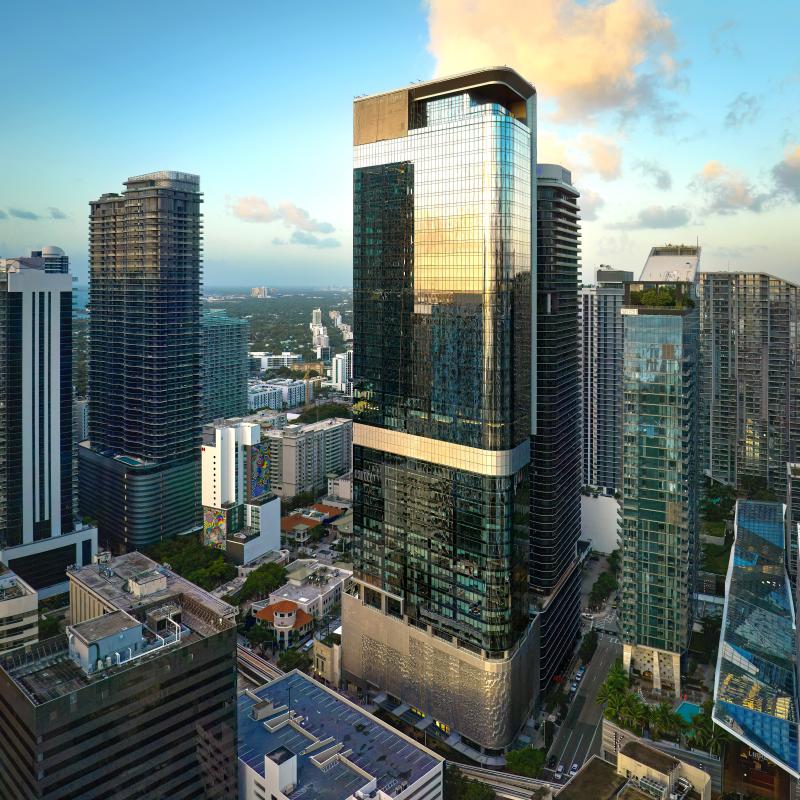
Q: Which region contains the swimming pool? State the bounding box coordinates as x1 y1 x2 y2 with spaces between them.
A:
676 701 701 724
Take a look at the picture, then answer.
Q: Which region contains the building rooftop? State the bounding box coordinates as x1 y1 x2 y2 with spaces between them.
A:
2 553 236 707
0 567 36 601
238 671 440 800
639 244 700 283
0 256 47 273
254 601 313 630
67 551 236 624
356 66 535 104
620 740 679 774
556 756 626 799
264 561 353 607
714 500 799 778
70 610 140 644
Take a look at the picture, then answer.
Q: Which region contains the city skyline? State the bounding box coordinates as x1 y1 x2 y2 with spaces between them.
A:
2 1 799 287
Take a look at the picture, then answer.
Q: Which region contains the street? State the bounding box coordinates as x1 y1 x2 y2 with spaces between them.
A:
544 633 621 780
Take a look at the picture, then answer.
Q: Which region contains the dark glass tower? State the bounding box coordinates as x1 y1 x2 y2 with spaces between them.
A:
79 172 202 552
201 308 249 422
531 165 583 688
342 68 538 754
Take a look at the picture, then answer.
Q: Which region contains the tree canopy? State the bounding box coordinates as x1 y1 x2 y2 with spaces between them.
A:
146 536 237 591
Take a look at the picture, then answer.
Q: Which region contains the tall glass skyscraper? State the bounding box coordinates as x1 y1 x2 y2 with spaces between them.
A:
698 272 799 494
531 164 583 688
201 308 249 422
580 268 633 491
343 68 538 754
79 172 202 552
620 264 699 697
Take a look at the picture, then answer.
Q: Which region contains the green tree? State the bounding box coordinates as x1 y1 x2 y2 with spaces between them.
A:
38 615 61 639
444 764 496 800
278 648 311 672
145 535 237 591
239 563 287 603
505 747 546 779
579 630 598 663
292 403 353 425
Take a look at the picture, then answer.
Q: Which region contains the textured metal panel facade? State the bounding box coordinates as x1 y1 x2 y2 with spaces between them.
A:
353 90 409 146
342 592 540 750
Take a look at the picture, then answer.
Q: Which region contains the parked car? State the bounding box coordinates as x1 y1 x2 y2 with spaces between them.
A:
570 682 578 692
570 762 579 776
555 763 565 780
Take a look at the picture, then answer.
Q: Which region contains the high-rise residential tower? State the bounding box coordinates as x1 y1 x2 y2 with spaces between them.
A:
698 272 799 494
0 256 97 595
580 267 634 491
343 68 537 755
620 246 700 697
79 171 202 552
201 308 249 422
531 164 583 688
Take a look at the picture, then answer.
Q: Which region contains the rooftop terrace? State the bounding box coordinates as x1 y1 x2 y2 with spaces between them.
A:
238 671 440 800
714 500 799 778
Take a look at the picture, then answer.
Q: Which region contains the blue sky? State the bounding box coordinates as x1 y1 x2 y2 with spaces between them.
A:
1 0 798 286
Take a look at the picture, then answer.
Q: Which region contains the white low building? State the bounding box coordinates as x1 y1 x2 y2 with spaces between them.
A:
257 559 353 619
249 351 302 370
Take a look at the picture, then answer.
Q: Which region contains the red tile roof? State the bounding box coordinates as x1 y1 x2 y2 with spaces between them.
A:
254 600 313 630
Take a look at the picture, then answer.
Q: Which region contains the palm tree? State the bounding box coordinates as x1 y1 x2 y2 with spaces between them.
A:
649 701 674 740
605 692 625 723
619 693 641 731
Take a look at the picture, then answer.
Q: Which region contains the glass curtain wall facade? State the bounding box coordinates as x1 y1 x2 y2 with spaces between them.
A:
343 69 538 753
620 281 699 697
531 164 582 688
714 501 799 784
79 172 202 552
580 269 633 491
201 309 249 422
699 272 800 494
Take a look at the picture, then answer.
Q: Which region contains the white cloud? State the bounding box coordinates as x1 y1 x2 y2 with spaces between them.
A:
427 0 681 124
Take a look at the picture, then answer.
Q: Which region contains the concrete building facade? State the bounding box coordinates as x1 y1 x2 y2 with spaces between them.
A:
0 565 38 654
265 417 352 498
201 419 280 564
0 551 238 800
699 272 799 493
0 255 97 595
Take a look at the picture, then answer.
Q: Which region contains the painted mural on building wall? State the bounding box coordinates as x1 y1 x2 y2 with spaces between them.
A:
248 442 270 500
203 507 227 549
